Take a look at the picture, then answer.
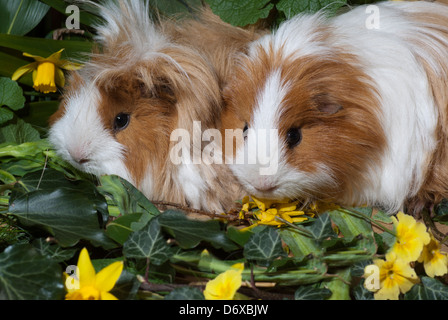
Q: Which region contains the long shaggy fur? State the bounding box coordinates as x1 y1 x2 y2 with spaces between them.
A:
223 1 448 214
49 0 263 213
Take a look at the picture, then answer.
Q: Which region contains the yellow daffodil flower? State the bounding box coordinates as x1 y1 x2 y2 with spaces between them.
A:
309 200 340 213
254 207 308 227
366 252 418 300
418 232 448 278
250 195 310 227
203 263 244 300
239 196 257 219
65 248 123 300
390 212 430 262
11 49 82 93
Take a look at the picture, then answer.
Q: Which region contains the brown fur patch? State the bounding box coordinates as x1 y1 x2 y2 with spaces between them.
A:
223 42 386 203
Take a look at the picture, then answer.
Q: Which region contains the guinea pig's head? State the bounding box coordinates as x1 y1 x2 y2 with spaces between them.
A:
222 22 387 205
48 0 221 197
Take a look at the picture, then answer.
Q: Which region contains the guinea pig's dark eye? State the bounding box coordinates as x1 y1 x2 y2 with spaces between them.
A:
114 113 130 131
286 127 302 149
243 123 249 139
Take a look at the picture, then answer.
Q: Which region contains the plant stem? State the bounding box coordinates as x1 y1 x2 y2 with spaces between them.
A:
340 207 396 237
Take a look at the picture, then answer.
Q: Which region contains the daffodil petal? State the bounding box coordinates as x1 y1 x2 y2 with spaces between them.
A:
77 248 96 287
46 49 65 62
23 52 45 61
11 62 37 80
55 67 65 87
59 60 83 71
95 261 124 292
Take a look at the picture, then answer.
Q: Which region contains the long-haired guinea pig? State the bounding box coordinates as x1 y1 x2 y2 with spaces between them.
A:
48 0 262 213
222 1 448 214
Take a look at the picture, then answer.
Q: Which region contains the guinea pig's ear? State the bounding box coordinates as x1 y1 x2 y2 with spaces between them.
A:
313 94 343 115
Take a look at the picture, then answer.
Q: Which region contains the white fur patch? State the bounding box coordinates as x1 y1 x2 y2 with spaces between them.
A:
48 83 133 184
231 69 335 199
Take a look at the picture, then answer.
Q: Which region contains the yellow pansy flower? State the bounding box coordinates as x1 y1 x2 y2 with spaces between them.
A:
11 49 82 93
366 252 418 300
418 232 448 278
390 212 430 262
65 248 123 300
203 263 244 300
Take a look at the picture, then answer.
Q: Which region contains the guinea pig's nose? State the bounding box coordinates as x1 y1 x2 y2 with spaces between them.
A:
255 186 277 193
77 158 90 164
254 182 278 193
69 148 90 165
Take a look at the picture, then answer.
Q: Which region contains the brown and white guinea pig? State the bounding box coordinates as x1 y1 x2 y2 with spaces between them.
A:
48 0 262 213
222 1 448 214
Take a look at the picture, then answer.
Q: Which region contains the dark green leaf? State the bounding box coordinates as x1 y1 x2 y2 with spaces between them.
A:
0 243 64 300
123 218 173 265
165 286 205 300
307 212 337 240
98 175 160 228
279 228 323 259
0 51 33 87
0 33 92 61
206 0 274 26
329 208 373 238
106 212 143 245
9 170 115 249
0 119 40 144
151 0 203 18
243 227 286 264
294 285 332 300
325 268 351 300
0 77 25 116
276 0 347 18
352 280 375 300
226 225 255 247
159 210 238 251
39 0 101 27
405 277 448 300
0 0 50 35
31 238 77 262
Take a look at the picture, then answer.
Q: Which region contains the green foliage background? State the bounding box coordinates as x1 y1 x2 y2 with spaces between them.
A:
0 0 447 301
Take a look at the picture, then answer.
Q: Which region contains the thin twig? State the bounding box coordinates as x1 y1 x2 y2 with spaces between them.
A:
151 200 239 220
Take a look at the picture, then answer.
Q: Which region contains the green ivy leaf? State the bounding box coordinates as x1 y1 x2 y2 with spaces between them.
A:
123 218 173 265
159 210 239 251
352 280 375 300
9 169 116 249
405 277 448 300
0 243 64 300
243 227 286 265
294 285 332 300
307 212 337 240
205 0 274 26
31 238 77 263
